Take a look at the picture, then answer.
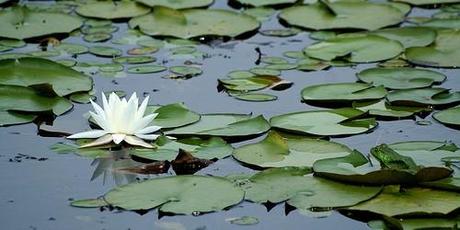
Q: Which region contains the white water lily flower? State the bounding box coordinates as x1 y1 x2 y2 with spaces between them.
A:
68 92 161 148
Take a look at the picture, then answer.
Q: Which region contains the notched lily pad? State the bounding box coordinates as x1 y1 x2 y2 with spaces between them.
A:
386 88 460 107
104 175 244 214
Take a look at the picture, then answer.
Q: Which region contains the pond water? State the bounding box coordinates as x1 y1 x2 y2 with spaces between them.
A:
1 0 460 229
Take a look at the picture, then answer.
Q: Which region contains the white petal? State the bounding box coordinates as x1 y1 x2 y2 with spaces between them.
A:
124 135 154 148
137 96 150 119
80 134 113 148
134 133 160 140
67 130 108 139
89 111 108 130
136 125 161 134
133 113 156 131
90 99 105 117
112 133 126 144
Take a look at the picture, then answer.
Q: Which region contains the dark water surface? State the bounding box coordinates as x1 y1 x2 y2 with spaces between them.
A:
1 1 460 229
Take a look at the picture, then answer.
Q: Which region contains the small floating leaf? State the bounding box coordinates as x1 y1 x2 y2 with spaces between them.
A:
76 1 150 20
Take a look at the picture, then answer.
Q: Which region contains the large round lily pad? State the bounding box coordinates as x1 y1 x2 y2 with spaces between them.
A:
104 175 244 214
76 1 151 20
405 29 460 68
146 103 200 129
135 0 214 9
279 2 405 31
433 106 460 127
301 83 387 104
0 57 93 97
357 67 446 90
270 108 377 136
129 8 260 39
233 131 353 168
348 186 460 217
0 7 82 40
386 88 460 107
304 35 403 63
165 114 270 138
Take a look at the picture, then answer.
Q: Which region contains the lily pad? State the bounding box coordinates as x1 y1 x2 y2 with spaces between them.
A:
146 103 200 129
165 114 270 138
129 8 260 39
405 29 460 68
304 35 403 63
71 198 108 208
104 175 244 214
0 7 82 40
230 92 278 102
127 65 167 74
131 136 232 161
301 83 387 104
279 2 405 31
89 46 122 57
53 43 89 55
113 56 155 64
219 75 289 92
0 85 73 126
270 108 377 136
83 33 112 43
386 88 460 107
433 106 460 127
357 67 446 90
169 66 202 77
135 0 214 9
76 1 150 20
371 27 436 48
393 0 460 6
233 131 353 168
348 186 460 217
0 57 93 96
353 100 430 118
232 0 296 7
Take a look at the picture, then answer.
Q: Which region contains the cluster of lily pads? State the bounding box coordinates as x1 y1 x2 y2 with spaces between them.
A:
1 0 460 229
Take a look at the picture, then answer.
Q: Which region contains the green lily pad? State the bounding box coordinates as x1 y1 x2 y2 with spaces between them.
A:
422 177 460 192
53 43 89 55
76 1 150 20
393 0 460 6
270 108 377 136
227 70 255 79
264 63 298 70
71 198 108 208
279 2 405 31
243 7 275 21
357 67 446 90
81 25 119 35
397 217 460 230
50 142 110 158
386 88 460 107
146 103 200 129
232 0 296 7
348 186 460 217
135 0 214 9
219 75 288 92
127 65 167 74
230 92 278 102
129 8 260 39
233 131 353 168
249 67 281 76
169 66 202 77
113 56 156 64
433 106 460 127
104 175 244 214
419 18 460 29
0 57 93 96
405 29 460 68
89 46 122 57
0 85 73 126
232 167 381 211
259 28 301 37
353 100 430 118
99 63 124 72
0 7 82 40
165 114 270 138
0 39 26 48
304 35 403 63
131 136 232 161
313 144 454 185
261 57 288 65
301 83 387 104
371 27 436 48
83 33 112 43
